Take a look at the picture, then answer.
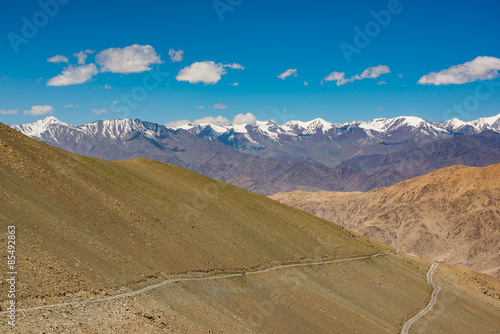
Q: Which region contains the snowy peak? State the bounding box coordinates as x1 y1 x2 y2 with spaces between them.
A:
10 113 500 149
358 116 426 133
284 118 333 134
10 116 70 138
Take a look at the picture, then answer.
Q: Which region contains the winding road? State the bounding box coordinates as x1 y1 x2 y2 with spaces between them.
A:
1 251 393 315
401 262 441 334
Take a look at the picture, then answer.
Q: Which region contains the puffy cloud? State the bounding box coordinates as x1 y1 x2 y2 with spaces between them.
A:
23 105 54 115
324 71 349 85
230 82 239 86
165 120 191 127
304 81 309 86
378 81 387 85
225 63 245 70
233 113 257 124
47 55 68 63
176 61 226 84
47 64 98 86
74 51 88 65
102 84 111 89
194 116 231 126
96 44 163 74
212 103 228 109
92 108 108 115
168 49 184 62
0 109 18 115
196 105 204 109
356 65 391 79
418 56 500 85
324 65 390 86
277 69 298 80
176 61 244 84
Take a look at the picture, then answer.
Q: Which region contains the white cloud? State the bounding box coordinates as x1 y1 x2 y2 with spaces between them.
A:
64 104 76 108
74 51 88 65
168 49 184 62
398 73 404 79
378 81 387 85
102 84 111 89
194 116 231 126
234 113 257 124
23 105 54 115
304 81 309 86
324 65 390 86
93 108 108 115
96 44 163 74
47 64 98 86
230 82 239 86
225 63 245 70
0 109 18 115
47 55 69 63
84 49 94 54
176 61 226 84
196 105 204 109
277 69 298 80
176 61 243 84
165 119 191 127
324 71 349 85
418 56 500 85
212 103 228 109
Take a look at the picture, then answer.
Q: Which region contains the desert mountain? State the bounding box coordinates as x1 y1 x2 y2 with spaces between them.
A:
9 115 500 195
1 123 499 333
271 164 500 278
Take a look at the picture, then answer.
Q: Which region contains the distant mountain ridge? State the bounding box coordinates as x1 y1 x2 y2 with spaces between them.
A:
174 113 500 167
270 164 500 278
9 114 500 195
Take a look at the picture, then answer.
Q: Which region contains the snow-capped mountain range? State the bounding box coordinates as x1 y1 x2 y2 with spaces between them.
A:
6 113 500 195
12 113 500 145
173 113 500 139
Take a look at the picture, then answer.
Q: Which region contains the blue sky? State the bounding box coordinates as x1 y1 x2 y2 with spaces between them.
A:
1 0 500 126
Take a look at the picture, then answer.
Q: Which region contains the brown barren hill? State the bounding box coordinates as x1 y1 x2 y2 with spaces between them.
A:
270 164 500 278
1 122 500 333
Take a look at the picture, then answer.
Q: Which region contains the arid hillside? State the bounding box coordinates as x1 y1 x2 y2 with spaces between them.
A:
271 164 500 278
1 122 499 333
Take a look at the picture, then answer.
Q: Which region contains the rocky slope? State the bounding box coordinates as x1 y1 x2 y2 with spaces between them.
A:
271 164 500 277
1 123 499 333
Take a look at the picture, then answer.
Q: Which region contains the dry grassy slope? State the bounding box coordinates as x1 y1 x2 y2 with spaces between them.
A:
0 123 499 333
270 164 500 277
4 254 500 334
0 122 389 304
